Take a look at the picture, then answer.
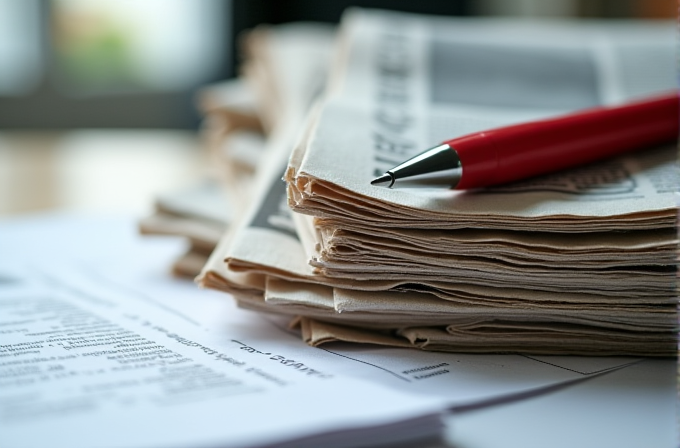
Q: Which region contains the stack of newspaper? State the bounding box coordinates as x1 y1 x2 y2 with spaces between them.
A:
139 79 266 277
198 10 678 356
139 181 230 277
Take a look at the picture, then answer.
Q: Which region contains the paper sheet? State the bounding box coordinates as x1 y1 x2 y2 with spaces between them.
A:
0 214 444 448
0 214 660 447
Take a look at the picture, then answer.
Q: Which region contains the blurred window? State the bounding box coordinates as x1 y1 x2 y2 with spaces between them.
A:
0 0 42 95
0 0 229 128
52 0 226 94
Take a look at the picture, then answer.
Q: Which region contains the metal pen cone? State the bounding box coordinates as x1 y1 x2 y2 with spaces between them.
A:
371 172 395 188
381 144 463 189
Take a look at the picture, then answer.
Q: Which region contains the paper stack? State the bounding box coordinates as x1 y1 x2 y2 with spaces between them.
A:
139 181 230 277
139 78 267 277
197 10 678 356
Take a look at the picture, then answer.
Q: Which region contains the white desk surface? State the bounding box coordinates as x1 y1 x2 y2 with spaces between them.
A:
446 358 676 448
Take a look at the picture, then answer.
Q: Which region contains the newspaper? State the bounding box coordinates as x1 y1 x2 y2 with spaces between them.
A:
242 23 337 131
286 10 677 231
195 78 268 215
201 12 677 356
198 23 335 293
139 181 230 277
141 76 269 278
198 116 675 354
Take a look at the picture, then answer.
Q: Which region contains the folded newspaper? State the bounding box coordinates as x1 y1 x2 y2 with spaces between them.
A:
200 10 678 356
140 78 266 278
139 180 231 277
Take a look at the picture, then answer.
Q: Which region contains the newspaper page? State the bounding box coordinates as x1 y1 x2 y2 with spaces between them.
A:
201 15 676 356
286 10 678 230
198 23 336 294
200 135 675 355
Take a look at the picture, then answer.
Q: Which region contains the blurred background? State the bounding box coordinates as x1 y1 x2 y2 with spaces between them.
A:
0 0 674 215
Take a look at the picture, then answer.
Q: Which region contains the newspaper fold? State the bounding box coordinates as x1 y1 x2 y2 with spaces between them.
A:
200 11 677 356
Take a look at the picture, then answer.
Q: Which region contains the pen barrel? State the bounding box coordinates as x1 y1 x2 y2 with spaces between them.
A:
452 92 679 189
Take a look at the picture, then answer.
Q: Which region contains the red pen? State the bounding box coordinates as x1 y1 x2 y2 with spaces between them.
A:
371 92 679 190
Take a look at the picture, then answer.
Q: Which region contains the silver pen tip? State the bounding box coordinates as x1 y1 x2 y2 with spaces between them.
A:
371 172 395 188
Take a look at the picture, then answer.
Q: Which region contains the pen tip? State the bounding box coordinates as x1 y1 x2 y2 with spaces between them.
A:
371 172 394 188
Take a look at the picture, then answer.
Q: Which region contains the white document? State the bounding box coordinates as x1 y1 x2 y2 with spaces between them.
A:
0 215 444 448
0 214 661 448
